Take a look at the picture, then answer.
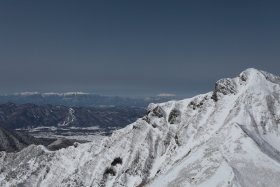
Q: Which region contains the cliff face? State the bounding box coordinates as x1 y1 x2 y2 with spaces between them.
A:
1 68 280 187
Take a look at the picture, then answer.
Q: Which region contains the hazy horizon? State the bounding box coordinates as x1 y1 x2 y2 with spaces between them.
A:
0 90 189 98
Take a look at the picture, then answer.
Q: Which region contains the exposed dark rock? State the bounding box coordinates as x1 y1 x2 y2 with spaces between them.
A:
104 167 116 176
212 78 237 101
142 116 150 123
189 100 204 110
240 73 248 81
168 109 181 124
175 134 180 146
111 157 122 166
150 106 165 118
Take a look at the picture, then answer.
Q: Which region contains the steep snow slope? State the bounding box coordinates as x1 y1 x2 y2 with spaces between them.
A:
1 68 280 187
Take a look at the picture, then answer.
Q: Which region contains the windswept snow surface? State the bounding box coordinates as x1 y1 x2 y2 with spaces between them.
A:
1 68 280 187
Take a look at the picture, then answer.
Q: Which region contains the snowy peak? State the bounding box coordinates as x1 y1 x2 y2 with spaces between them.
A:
239 68 274 86
1 68 280 187
211 68 279 102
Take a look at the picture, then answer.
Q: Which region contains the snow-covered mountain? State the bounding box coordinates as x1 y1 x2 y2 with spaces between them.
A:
1 68 280 187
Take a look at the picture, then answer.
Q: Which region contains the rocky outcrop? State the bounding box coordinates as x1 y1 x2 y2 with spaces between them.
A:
211 78 238 101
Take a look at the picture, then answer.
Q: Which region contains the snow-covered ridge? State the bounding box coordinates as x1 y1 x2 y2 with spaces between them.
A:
1 68 280 187
12 91 40 96
12 92 91 96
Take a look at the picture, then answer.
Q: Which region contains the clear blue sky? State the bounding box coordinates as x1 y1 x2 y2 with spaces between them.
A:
0 0 279 97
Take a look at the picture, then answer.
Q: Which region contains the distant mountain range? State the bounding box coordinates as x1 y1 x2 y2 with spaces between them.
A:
0 92 178 107
0 102 145 130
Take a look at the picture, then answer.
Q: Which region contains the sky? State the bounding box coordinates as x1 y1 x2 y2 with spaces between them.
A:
0 0 280 97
